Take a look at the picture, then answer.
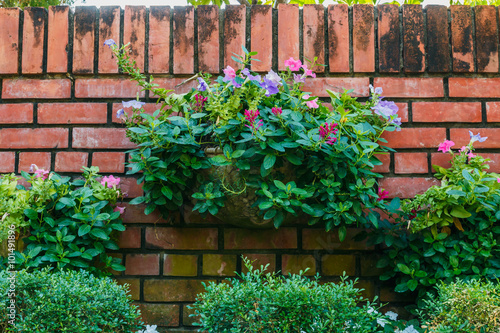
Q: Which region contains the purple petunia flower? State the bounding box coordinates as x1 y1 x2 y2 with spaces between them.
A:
122 100 146 109
103 39 116 47
369 84 383 95
242 68 262 82
264 70 282 87
469 131 488 143
197 77 208 92
372 100 398 118
293 74 305 83
260 78 280 97
116 109 125 119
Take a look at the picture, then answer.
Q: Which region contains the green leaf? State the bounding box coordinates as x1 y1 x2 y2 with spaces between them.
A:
264 209 277 220
24 209 38 220
397 264 412 275
59 197 76 207
462 169 474 182
111 263 126 271
407 279 418 291
450 206 472 218
129 127 148 134
78 225 91 236
161 186 173 200
338 226 347 242
129 196 146 205
259 201 274 210
90 228 109 240
263 154 276 170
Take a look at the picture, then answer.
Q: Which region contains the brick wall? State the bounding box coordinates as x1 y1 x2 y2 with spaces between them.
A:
1 4 500 331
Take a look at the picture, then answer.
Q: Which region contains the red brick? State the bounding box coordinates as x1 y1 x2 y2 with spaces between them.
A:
2 79 71 99
73 6 96 74
114 278 140 300
242 254 276 273
360 254 386 277
251 5 272 72
475 6 498 73
0 8 20 74
403 5 425 73
124 6 146 72
47 6 69 73
372 153 390 173
378 5 399 73
373 78 444 98
112 102 161 123
396 103 408 123
278 4 299 71
197 5 219 73
118 178 143 198
72 128 135 149
0 128 68 149
138 303 180 327
426 5 450 72
328 5 349 73
149 6 170 74
224 228 297 250
303 77 370 97
118 227 141 249
121 203 171 224
224 5 246 70
303 5 324 73
379 177 440 198
450 128 500 149
353 5 374 73
382 128 446 149
75 79 144 98
18 152 51 172
54 152 88 172
451 5 474 72
92 152 125 173
164 254 198 276
412 102 482 123
478 153 500 173
302 228 371 250
98 6 120 74
394 153 428 174
146 227 218 250
322 254 356 276
173 7 194 74
431 152 453 172
38 103 107 124
143 279 208 302
125 254 159 275
0 104 33 124
202 254 237 276
22 8 45 74
487 102 500 122
282 254 316 276
0 152 15 173
449 78 500 98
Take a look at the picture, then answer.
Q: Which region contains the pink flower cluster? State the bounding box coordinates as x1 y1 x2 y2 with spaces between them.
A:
195 94 207 109
271 107 282 116
29 164 49 180
284 57 317 78
244 109 263 131
114 206 126 215
101 175 120 188
437 140 455 153
319 122 338 145
377 188 389 202
303 95 319 109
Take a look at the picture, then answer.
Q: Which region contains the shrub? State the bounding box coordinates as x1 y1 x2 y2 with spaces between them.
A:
419 279 500 332
0 269 143 332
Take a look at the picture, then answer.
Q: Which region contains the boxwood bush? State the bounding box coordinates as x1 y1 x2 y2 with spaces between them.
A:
0 269 143 332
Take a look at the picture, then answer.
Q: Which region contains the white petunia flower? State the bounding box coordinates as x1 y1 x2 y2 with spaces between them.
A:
385 310 398 321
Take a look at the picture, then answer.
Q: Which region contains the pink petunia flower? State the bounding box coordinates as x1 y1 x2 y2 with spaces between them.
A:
437 140 455 153
34 169 50 180
497 178 500 183
114 206 126 215
101 175 121 188
468 152 476 158
223 66 236 79
303 95 319 109
459 146 468 153
284 57 302 71
301 64 316 78
377 188 389 201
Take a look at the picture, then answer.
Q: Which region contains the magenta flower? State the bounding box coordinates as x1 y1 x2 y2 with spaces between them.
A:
459 146 467 153
303 95 319 109
114 206 126 215
497 178 500 183
223 66 236 79
244 109 262 131
195 94 208 109
468 152 476 158
34 169 49 180
377 188 389 201
271 107 282 116
438 140 455 153
319 122 338 145
284 57 302 71
101 175 121 188
301 64 316 78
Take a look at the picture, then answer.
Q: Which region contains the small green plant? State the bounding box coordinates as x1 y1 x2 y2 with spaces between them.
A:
0 0 74 9
419 279 500 332
0 269 143 332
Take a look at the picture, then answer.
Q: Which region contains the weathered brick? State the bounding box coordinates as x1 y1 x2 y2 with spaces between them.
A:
396 102 409 123
224 5 246 69
303 5 324 73
379 177 440 198
92 152 125 173
73 128 135 149
403 5 425 72
426 5 450 72
118 227 141 249
451 5 474 72
146 227 218 250
182 304 198 326
0 152 15 173
278 4 299 71
394 153 428 174
138 303 180 327
149 6 170 74
486 102 500 122
22 8 45 74
73 6 96 74
114 278 140 300
173 7 194 74
378 4 399 73
242 253 276 273
202 254 237 276
224 228 297 250
98 6 120 73
124 6 146 72
356 280 376 299
121 203 171 224
282 254 316 276
197 5 219 73
125 254 159 276
54 152 88 172
164 254 198 277
38 103 107 124
475 6 498 73
75 78 144 98
303 78 370 97
353 5 374 72
117 177 143 198
47 6 69 73
0 128 68 149
2 79 71 99
328 4 349 73
449 78 500 98
373 78 444 98
450 128 500 148
412 102 481 123
251 5 272 72
372 153 390 173
19 152 51 172
0 8 20 74
477 153 500 173
302 228 371 251
382 128 446 149
143 279 207 302
0 104 33 124
431 152 453 172
322 254 356 276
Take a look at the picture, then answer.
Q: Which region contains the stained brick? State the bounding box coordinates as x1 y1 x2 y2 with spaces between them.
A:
164 254 198 276
251 5 272 72
394 153 428 174
98 6 120 74
125 254 159 276
353 5 374 72
303 5 324 73
382 128 446 149
328 4 349 73
0 152 15 173
475 6 498 73
431 152 453 172
38 103 107 124
0 128 68 149
242 254 276 273
373 153 390 173
282 254 316 276
54 152 88 172
378 5 399 73
302 228 371 250
124 6 146 72
92 152 125 173
138 304 180 327
114 278 140 300
75 79 144 98
278 4 299 71
149 6 170 74
2 79 71 99
379 177 441 198
0 8 20 74
486 102 500 122
47 6 69 73
449 78 500 98
118 227 141 249
145 227 218 250
143 279 207 302
412 102 482 123
0 104 33 124
182 305 198 326
373 78 444 98
451 5 474 72
73 6 96 74
396 102 409 123
403 5 425 72
303 78 370 97
19 152 51 172
72 128 135 149
224 228 297 250
173 7 194 74
202 254 237 276
224 5 246 69
121 203 170 224
22 7 45 74
450 128 500 148
322 254 356 276
197 5 219 73
426 5 449 72
116 177 143 198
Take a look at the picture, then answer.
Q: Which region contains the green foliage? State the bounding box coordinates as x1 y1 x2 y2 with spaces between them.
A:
450 0 500 5
109 43 401 237
187 0 325 8
0 0 74 9
419 279 500 332
0 269 143 332
0 174 30 242
191 257 422 332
